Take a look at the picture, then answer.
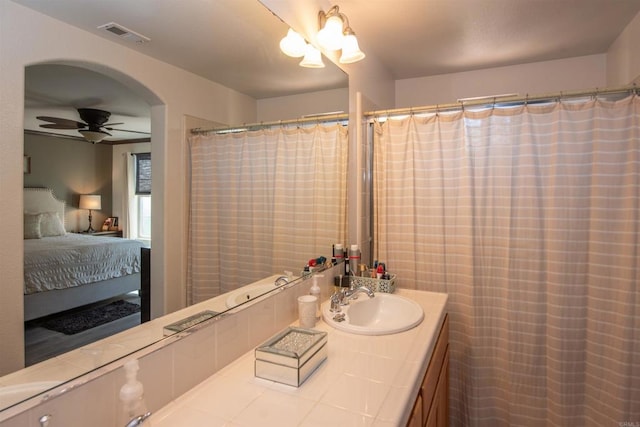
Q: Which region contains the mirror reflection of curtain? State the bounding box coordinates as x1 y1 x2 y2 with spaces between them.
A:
187 124 348 304
122 152 136 239
374 96 640 425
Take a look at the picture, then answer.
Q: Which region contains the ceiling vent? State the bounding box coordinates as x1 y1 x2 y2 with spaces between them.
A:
97 22 150 44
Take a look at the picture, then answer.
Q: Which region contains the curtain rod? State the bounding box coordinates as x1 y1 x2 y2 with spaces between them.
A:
190 112 349 135
363 85 638 119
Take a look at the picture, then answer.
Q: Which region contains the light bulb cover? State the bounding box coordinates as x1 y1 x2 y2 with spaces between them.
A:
79 129 109 143
299 44 325 68
317 15 344 51
279 28 306 58
339 32 365 63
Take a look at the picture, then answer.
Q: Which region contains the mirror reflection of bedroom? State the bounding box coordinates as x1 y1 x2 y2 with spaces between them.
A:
23 64 152 365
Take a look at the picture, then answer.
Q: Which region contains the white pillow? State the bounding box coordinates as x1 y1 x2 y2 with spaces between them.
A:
40 211 66 237
24 213 43 239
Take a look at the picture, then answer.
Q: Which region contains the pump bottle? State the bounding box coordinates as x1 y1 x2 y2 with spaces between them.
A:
119 359 151 426
309 274 323 320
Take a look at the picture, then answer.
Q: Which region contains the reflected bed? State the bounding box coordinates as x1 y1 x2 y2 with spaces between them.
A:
23 188 143 321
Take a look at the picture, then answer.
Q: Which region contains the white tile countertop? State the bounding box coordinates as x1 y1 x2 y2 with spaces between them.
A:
150 289 448 427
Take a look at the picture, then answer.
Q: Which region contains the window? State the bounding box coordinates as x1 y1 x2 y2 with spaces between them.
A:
131 152 151 244
137 195 151 240
135 152 151 195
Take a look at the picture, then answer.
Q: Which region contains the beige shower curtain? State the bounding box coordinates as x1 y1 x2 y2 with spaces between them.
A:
187 124 348 305
374 96 639 425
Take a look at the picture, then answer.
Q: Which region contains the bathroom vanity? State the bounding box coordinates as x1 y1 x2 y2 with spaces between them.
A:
150 289 448 426
0 269 446 427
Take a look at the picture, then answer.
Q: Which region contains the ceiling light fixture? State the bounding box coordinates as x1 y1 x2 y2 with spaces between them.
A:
279 28 306 58
280 28 324 68
279 4 364 68
299 44 325 68
79 129 110 143
318 5 365 64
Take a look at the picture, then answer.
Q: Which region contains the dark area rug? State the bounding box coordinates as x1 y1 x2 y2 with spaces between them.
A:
39 300 140 335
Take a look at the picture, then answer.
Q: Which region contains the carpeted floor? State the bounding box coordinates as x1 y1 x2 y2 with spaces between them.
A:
38 300 140 335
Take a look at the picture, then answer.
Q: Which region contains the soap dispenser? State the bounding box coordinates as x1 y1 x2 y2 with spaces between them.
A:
310 274 323 320
119 359 151 426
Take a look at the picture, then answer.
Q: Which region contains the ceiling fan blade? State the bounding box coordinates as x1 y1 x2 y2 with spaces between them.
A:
103 122 124 127
37 116 86 128
104 127 151 135
40 123 87 130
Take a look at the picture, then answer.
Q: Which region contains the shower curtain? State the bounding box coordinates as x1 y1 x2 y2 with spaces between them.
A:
373 96 639 425
187 124 348 305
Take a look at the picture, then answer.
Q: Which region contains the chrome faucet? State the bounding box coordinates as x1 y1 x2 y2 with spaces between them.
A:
125 412 152 427
330 286 374 312
274 275 290 287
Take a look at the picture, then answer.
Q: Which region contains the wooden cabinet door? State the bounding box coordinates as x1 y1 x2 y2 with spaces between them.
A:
407 393 423 427
425 349 449 427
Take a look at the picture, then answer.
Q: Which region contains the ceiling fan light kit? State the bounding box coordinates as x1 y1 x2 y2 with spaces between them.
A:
279 4 365 68
78 129 110 143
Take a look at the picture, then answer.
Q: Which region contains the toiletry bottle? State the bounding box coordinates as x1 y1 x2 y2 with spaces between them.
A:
334 243 344 268
344 247 350 276
119 359 150 426
349 244 361 277
310 274 323 320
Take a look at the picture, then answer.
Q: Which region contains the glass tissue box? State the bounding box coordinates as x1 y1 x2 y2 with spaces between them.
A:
255 327 327 387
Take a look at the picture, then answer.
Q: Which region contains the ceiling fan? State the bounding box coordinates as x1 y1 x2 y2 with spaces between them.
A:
36 108 150 143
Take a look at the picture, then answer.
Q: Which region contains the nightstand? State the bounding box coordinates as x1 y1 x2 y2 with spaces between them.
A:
78 230 123 238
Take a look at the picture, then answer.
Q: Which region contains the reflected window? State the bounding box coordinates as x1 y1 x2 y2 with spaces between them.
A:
130 153 151 245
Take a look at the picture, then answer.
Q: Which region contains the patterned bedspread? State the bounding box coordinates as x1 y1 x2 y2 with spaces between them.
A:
24 233 144 294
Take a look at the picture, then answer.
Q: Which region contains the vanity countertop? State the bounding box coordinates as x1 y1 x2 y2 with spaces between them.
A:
150 289 448 427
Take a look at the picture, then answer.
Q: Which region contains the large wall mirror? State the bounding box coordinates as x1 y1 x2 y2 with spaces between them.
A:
3 0 347 412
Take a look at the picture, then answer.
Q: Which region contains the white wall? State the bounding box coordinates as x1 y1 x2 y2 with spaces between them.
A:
0 1 256 375
257 87 348 122
607 10 640 85
395 54 608 108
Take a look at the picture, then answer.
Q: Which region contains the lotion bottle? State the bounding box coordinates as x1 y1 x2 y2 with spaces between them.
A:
310 274 323 320
119 359 151 426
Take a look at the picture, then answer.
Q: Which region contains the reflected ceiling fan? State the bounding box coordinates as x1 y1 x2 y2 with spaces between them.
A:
37 108 150 143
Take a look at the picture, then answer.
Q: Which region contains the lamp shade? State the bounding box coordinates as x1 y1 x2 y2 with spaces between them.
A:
339 32 365 64
317 15 344 51
79 194 102 210
279 28 307 58
299 44 325 68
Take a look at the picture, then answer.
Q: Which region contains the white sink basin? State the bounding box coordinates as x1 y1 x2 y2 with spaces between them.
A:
322 293 424 335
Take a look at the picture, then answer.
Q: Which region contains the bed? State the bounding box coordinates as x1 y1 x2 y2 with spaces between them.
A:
23 188 144 321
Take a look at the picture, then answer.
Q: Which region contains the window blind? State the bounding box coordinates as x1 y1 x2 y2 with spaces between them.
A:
135 152 151 195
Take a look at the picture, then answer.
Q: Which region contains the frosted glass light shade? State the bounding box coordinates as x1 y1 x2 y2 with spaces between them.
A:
339 33 365 63
279 28 306 58
79 129 109 143
79 194 102 210
317 15 344 51
299 44 325 68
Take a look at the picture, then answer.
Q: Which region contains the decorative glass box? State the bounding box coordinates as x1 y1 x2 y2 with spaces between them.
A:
255 327 327 387
162 310 218 336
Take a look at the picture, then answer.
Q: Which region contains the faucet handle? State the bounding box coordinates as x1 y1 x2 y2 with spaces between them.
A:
329 291 343 313
125 412 152 427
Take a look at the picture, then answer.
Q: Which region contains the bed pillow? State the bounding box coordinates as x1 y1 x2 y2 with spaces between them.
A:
24 213 43 239
40 211 66 237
